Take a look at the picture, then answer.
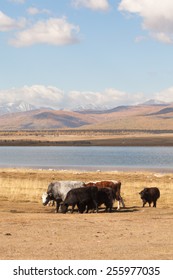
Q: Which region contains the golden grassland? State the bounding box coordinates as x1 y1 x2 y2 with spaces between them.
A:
1 168 173 260
0 168 173 208
0 130 173 146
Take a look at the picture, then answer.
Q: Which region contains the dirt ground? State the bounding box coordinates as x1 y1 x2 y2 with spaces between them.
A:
0 168 173 260
1 200 173 260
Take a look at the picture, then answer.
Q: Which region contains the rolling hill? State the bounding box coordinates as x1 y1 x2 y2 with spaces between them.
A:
0 102 172 131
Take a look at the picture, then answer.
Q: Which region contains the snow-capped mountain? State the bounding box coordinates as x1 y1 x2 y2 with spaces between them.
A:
73 103 112 112
0 101 37 115
141 99 169 106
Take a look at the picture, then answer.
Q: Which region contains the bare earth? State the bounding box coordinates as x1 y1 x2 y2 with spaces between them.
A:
0 169 173 260
1 202 173 260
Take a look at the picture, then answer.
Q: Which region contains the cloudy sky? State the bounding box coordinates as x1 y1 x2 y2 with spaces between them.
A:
0 0 173 109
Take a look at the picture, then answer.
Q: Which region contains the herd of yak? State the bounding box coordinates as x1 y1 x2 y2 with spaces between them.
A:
42 180 160 214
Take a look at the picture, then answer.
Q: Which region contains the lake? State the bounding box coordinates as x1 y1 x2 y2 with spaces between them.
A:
0 146 173 172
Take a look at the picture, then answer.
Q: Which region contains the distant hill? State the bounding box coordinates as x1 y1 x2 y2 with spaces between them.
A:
81 103 173 131
76 105 130 114
147 107 173 116
0 109 98 130
0 101 173 131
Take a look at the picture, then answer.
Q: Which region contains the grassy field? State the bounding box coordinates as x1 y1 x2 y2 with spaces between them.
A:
0 130 173 146
0 168 173 207
1 168 173 260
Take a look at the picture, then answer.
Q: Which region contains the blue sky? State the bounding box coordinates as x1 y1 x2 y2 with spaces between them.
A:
0 0 173 109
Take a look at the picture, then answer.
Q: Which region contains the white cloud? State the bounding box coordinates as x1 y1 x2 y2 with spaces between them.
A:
8 0 25 3
3 85 173 111
67 88 144 109
68 90 105 108
118 0 173 44
72 0 110 11
135 35 147 43
0 85 145 110
27 7 51 16
104 88 144 105
0 11 26 31
9 17 80 47
154 87 173 103
0 85 64 109
151 32 172 44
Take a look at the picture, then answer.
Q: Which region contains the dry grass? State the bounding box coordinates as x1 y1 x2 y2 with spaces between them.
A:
0 177 46 203
0 168 173 208
0 130 173 146
1 168 173 260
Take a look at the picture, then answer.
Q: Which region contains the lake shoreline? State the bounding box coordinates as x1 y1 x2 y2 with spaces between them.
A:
0 134 173 146
0 145 172 171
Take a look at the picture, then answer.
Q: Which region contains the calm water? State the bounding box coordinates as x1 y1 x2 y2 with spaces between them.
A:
0 146 173 171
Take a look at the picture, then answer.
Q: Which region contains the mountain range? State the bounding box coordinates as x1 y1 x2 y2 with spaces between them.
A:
0 101 37 115
0 100 172 131
0 99 168 116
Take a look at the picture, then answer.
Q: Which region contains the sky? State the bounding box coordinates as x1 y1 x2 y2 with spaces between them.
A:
0 0 173 110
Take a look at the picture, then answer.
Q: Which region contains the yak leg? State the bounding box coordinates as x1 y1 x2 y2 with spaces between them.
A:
70 203 76 213
142 199 147 207
120 196 125 208
55 202 60 213
117 200 120 210
153 200 157 207
94 201 98 213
